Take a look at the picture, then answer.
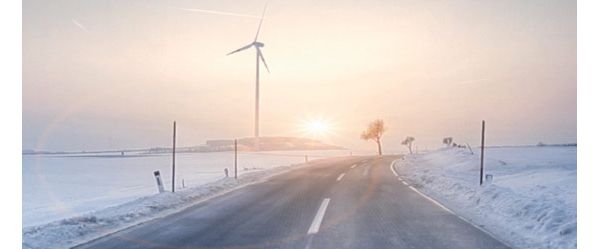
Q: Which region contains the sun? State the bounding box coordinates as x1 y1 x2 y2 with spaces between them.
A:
299 118 334 138
307 120 330 135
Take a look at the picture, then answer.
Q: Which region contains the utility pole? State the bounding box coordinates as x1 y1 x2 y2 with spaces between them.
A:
480 120 485 185
234 139 238 179
172 121 177 192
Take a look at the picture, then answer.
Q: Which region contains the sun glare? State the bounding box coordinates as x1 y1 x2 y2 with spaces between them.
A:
300 118 334 138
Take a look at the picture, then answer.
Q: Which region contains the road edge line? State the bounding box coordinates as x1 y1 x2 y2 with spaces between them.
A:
407 186 513 248
408 186 456 215
390 159 400 177
391 160 514 249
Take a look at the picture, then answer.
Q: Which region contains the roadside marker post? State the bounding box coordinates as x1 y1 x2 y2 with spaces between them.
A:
153 170 165 193
485 174 493 184
172 121 177 192
480 120 485 186
234 139 238 180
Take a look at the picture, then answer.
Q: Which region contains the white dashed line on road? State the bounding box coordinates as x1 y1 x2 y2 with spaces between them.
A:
336 173 346 181
307 198 331 234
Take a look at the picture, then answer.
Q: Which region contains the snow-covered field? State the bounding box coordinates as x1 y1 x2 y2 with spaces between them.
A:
22 150 354 249
394 146 576 249
23 150 349 227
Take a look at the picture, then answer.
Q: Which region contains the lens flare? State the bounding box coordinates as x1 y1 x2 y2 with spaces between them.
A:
299 118 334 138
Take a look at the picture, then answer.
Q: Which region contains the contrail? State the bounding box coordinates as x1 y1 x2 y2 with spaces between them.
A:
71 19 90 33
178 8 263 19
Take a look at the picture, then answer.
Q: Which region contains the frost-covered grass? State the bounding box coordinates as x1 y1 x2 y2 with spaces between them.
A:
22 158 322 249
394 146 576 249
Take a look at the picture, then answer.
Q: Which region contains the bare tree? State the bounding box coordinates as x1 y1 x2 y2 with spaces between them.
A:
442 137 453 147
402 136 415 154
361 119 386 156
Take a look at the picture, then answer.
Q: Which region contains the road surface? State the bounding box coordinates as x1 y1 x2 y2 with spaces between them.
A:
75 156 511 249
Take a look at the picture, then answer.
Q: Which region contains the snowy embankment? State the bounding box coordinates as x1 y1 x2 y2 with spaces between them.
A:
394 146 576 249
22 161 312 249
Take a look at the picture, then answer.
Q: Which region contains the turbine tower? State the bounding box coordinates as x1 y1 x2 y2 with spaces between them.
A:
227 5 270 151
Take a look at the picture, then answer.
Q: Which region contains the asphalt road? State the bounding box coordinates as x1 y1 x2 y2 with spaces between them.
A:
75 156 511 249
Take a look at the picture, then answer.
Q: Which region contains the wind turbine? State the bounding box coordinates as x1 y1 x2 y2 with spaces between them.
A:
227 5 270 150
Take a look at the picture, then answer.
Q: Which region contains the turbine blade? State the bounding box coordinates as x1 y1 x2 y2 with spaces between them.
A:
258 49 270 73
226 43 253 55
253 3 268 42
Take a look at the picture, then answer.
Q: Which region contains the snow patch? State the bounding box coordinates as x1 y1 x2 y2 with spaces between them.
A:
394 147 576 249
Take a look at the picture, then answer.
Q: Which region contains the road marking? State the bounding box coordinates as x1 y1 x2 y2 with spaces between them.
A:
363 165 371 176
304 235 315 249
408 186 455 215
350 164 357 169
390 162 399 177
390 159 401 177
453 215 511 247
307 198 331 234
392 158 513 248
336 173 346 181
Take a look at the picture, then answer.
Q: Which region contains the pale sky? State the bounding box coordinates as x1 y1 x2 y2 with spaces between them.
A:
23 0 576 151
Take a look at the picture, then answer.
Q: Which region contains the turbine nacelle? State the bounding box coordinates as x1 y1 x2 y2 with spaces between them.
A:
254 42 264 48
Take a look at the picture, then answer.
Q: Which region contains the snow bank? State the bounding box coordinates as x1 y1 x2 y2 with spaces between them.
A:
394 146 576 249
22 162 309 249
